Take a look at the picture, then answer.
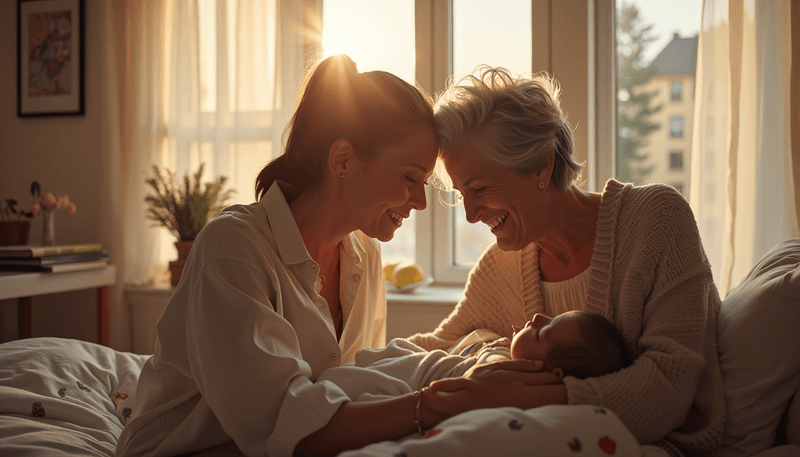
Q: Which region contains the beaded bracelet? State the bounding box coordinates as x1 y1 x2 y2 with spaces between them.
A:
414 387 427 435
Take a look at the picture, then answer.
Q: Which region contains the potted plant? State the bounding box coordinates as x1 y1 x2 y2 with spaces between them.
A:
0 183 35 246
144 163 235 286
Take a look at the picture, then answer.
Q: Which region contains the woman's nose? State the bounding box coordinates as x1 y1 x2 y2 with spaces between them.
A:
462 194 481 224
409 184 427 211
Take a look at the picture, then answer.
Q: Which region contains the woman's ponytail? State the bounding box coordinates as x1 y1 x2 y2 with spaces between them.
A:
255 54 434 201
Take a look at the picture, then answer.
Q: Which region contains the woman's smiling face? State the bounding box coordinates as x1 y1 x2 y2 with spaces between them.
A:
441 138 543 251
347 126 438 242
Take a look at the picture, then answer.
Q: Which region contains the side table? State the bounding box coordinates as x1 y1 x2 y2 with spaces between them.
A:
0 265 116 346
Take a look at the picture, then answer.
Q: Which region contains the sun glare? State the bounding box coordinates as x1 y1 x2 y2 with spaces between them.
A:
321 0 415 83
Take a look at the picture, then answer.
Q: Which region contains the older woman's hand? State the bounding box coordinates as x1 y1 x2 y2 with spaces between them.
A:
421 360 566 423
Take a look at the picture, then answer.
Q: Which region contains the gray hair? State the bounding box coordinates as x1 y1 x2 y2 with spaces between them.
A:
433 66 582 191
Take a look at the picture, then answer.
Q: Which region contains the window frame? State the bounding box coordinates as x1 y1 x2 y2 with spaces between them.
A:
671 79 683 101
670 115 685 138
669 150 684 170
412 0 616 285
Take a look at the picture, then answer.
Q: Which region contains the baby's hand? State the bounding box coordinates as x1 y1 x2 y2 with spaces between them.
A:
483 337 511 350
476 338 511 360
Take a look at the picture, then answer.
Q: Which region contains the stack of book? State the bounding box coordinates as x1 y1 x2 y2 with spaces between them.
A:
0 243 108 273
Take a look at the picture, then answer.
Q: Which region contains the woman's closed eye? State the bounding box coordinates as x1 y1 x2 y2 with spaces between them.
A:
405 175 428 184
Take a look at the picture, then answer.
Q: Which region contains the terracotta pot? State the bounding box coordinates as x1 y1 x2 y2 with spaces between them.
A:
0 220 32 246
169 240 195 287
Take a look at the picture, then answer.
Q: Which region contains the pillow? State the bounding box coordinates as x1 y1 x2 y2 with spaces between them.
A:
787 388 800 446
0 337 150 456
712 238 800 457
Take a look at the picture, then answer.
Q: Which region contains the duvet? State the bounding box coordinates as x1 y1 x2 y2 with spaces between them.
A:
0 337 663 456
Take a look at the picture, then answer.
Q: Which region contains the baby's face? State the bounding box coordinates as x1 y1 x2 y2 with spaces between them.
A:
510 312 587 366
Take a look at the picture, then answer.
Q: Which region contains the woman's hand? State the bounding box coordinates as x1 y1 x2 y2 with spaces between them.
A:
420 360 566 426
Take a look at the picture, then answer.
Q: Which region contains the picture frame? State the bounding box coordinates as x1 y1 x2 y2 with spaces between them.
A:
17 0 85 117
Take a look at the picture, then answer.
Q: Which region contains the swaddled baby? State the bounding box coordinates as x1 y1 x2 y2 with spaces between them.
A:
318 310 632 402
470 310 633 380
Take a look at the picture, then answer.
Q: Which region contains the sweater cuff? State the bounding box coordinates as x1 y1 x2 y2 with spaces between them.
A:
563 376 604 407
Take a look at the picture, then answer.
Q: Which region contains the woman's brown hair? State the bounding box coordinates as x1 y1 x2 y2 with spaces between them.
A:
255 54 434 201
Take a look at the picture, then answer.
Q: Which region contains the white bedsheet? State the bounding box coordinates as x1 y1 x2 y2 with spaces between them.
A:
0 337 671 457
320 338 659 457
0 338 149 457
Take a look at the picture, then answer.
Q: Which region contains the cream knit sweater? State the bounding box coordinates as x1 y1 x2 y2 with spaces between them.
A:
407 179 726 453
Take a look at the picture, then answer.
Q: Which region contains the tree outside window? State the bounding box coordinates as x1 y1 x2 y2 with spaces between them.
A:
616 2 661 185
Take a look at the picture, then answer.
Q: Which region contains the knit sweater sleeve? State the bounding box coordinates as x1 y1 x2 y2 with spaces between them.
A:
404 244 537 351
564 182 726 452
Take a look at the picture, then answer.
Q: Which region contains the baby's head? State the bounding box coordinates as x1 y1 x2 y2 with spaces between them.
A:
510 311 632 379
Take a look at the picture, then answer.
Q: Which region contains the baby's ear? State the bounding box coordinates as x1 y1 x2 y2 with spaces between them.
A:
552 367 564 379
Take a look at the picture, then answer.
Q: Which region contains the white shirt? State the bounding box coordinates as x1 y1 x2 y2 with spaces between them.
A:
115 182 387 457
540 266 591 316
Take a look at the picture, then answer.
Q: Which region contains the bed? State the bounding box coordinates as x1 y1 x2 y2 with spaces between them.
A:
1 238 799 457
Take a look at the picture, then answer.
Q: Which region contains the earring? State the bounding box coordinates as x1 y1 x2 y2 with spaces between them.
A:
538 181 546 191
338 172 345 178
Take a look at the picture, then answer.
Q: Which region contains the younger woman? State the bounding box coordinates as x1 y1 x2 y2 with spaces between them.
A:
116 55 457 457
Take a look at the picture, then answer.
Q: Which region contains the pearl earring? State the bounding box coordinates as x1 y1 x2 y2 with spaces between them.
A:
538 181 545 191
339 172 345 178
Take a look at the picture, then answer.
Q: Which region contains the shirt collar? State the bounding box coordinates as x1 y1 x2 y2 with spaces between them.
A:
260 181 311 266
260 180 369 268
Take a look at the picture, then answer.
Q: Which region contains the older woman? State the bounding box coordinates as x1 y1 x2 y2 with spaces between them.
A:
410 67 726 455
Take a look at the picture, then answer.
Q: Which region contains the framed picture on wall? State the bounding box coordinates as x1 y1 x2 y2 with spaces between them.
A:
17 0 85 117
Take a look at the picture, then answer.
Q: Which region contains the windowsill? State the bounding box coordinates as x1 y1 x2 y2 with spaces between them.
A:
124 283 463 349
386 284 463 307
125 283 464 306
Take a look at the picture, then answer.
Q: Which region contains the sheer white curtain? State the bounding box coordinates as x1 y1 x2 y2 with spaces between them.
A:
690 0 800 296
100 0 312 348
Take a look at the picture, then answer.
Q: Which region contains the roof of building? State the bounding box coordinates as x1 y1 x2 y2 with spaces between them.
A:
654 33 698 76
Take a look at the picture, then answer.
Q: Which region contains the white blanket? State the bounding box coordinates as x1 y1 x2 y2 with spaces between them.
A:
320 338 656 457
317 338 476 400
0 338 149 457
0 337 669 457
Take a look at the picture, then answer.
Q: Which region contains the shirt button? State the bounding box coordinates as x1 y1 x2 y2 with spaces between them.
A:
352 274 360 281
329 353 339 360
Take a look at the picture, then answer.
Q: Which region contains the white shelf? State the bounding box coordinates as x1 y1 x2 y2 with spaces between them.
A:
0 265 117 300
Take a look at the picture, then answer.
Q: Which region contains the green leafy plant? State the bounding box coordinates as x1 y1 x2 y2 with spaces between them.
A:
1 181 39 221
144 163 235 241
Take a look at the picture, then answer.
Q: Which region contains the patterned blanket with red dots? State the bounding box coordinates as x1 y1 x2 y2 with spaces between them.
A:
339 404 647 457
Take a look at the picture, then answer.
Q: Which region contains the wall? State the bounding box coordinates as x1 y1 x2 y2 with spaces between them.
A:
0 0 110 344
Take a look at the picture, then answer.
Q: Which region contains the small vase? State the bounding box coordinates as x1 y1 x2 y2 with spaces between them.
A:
42 209 56 246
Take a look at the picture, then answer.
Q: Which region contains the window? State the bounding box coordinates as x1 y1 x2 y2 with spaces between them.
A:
450 0 532 267
319 0 703 286
669 116 685 138
321 0 538 284
616 1 700 189
321 0 416 264
669 151 684 170
671 80 682 101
